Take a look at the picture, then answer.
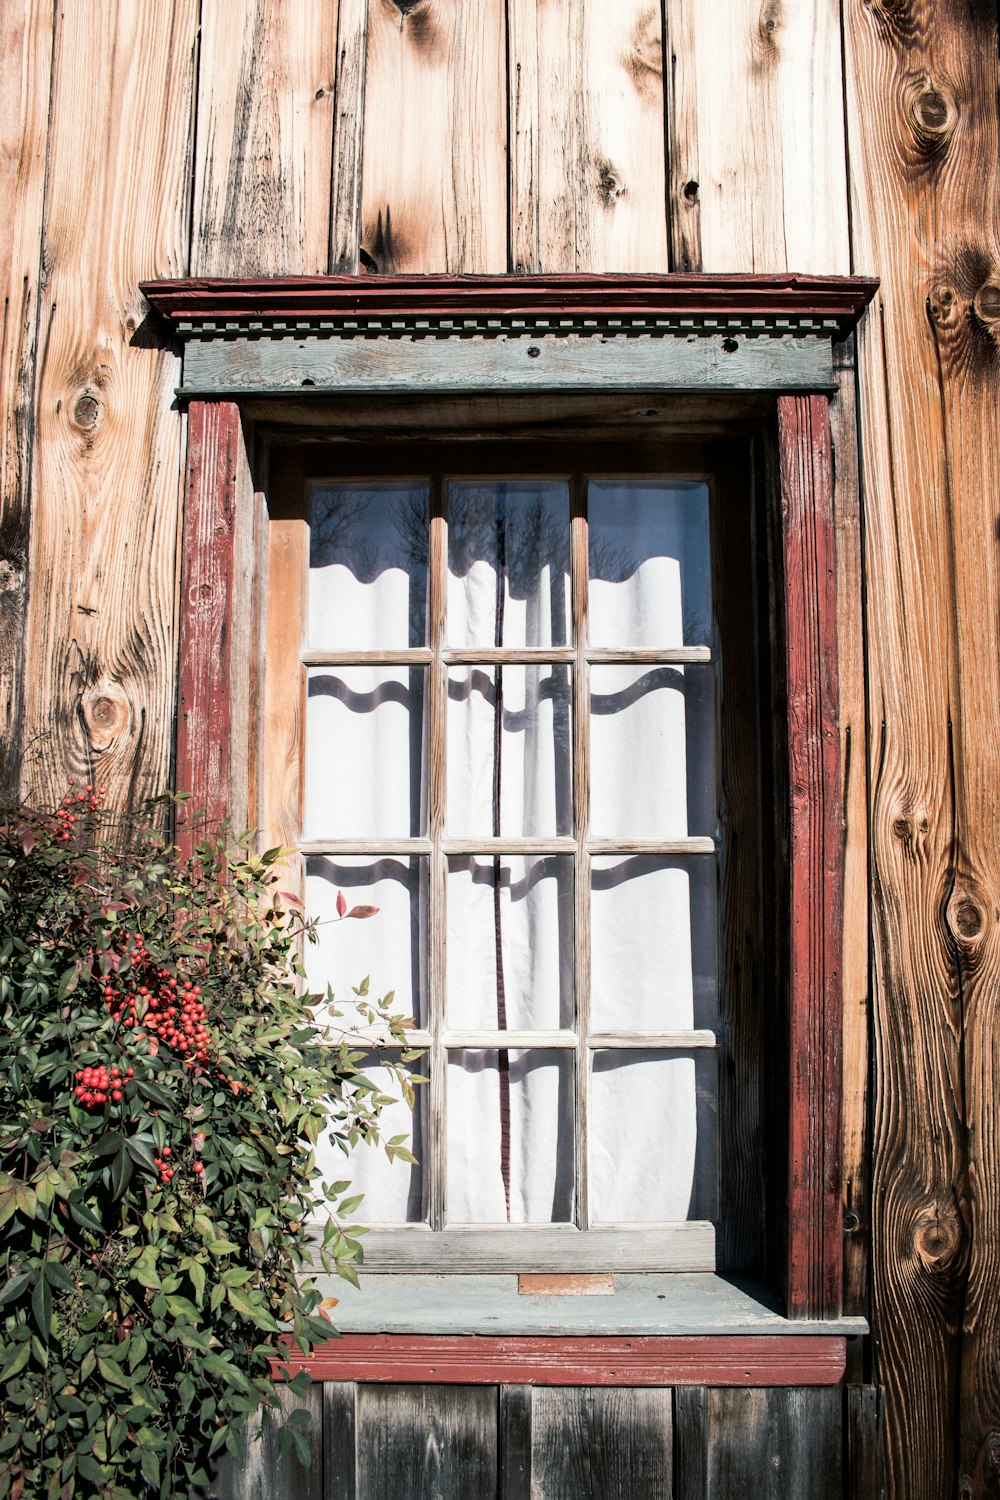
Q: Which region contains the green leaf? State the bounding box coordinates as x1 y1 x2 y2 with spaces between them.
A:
67 1197 103 1232
97 1357 131 1390
139 1446 160 1488
44 1260 74 1290
0 1271 31 1306
187 1260 206 1306
32 1274 53 1340
0 1339 31 1381
110 1145 133 1199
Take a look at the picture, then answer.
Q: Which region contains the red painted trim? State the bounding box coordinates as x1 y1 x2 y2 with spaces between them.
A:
270 1334 846 1387
777 394 844 1319
140 272 877 329
174 400 242 855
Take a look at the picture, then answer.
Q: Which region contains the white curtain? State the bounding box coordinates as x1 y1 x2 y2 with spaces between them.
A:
304 479 715 1228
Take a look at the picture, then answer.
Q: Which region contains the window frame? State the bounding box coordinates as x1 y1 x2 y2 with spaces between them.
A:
148 272 875 1362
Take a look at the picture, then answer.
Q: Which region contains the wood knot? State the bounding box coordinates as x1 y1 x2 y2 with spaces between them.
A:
891 808 930 857
73 391 101 430
927 282 965 331
905 75 957 158
913 1204 965 1274
946 884 990 949
621 7 662 97
81 685 131 751
0 559 24 597
973 282 1000 336
758 0 783 45
594 158 625 209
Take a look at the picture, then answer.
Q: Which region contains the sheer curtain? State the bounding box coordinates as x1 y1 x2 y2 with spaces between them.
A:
303 477 716 1229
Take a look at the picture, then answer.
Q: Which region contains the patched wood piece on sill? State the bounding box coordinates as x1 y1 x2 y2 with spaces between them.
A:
518 1274 615 1297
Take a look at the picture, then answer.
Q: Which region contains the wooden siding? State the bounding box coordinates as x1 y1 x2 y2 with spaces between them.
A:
2 0 1000 1494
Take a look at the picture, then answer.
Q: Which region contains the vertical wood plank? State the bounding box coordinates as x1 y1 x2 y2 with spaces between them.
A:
0 0 53 798
207 1382 325 1500
661 0 850 274
844 1 1000 1491
529 1386 672 1499
20 0 197 810
354 1384 498 1500
777 394 843 1319
330 0 369 272
359 0 506 274
828 337 870 1323
846 1385 884 1500
175 401 247 848
498 1385 532 1500
192 0 339 276
324 1381 357 1500
678 1387 843 1499
508 0 669 273
262 514 308 860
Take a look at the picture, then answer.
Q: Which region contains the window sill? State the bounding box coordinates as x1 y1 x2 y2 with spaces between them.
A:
273 1274 866 1387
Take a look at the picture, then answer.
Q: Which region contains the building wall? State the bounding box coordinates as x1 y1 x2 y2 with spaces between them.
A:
2 2 999 1494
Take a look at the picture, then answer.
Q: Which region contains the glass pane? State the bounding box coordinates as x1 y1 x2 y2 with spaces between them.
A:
447 856 574 1031
303 667 426 838
447 665 572 836
588 480 711 647
589 664 715 839
446 1050 575 1224
447 480 570 648
308 481 429 648
590 856 717 1032
305 856 427 1030
313 1053 426 1225
590 1050 717 1222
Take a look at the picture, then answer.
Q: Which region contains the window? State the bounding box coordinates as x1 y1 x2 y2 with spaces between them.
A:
263 434 762 1276
154 270 875 1328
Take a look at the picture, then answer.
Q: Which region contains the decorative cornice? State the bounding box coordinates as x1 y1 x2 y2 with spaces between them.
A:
141 273 878 343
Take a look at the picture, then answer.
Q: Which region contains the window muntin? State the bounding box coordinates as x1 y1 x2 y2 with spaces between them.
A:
302 470 718 1260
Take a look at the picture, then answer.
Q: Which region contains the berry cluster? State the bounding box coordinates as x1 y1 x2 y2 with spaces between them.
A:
55 782 105 842
153 1146 174 1183
102 935 212 1069
73 1062 133 1109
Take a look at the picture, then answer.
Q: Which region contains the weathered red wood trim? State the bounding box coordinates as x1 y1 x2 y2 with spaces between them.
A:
174 400 242 855
271 1334 846 1386
777 394 844 1319
141 272 877 330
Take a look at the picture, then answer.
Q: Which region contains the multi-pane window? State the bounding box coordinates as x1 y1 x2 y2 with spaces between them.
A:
302 467 720 1268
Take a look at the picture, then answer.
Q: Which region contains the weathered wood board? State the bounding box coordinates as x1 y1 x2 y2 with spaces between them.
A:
360 0 506 273
844 0 1000 1492
19 0 197 810
673 1385 844 1498
192 0 340 277
0 0 53 798
508 0 669 273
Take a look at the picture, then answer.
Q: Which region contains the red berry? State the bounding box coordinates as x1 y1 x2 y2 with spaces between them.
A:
192 1162 204 1174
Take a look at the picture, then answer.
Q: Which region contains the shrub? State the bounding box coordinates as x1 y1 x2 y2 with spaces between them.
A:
0 790 415 1499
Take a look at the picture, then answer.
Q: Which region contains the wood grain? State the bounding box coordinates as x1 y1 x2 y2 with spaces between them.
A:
207 1380 324 1500
673 1385 843 1499
777 394 843 1318
528 1385 672 1498
279 1333 848 1384
354 1384 498 1500
192 0 338 276
262 515 307 857
0 0 53 799
20 0 197 811
329 0 369 271
360 0 506 273
508 0 668 272
662 0 850 275
844 0 1000 1491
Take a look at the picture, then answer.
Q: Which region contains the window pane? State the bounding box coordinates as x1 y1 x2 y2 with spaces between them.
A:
447 480 570 648
305 856 428 1030
447 855 574 1031
590 1050 717 1222
308 481 429 648
313 1053 426 1225
447 665 572 836
589 664 715 839
446 1050 575 1224
588 480 711 648
304 667 426 838
590 856 717 1032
